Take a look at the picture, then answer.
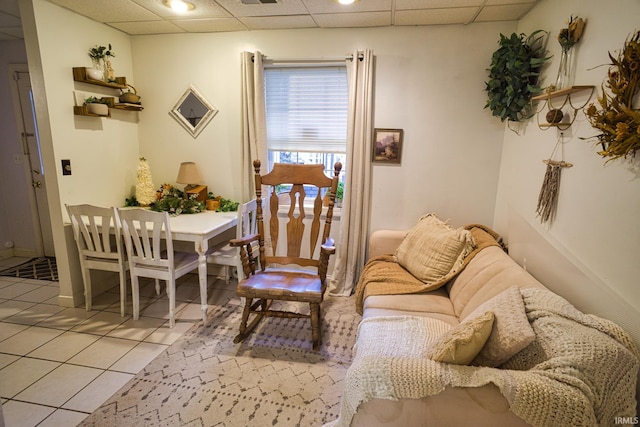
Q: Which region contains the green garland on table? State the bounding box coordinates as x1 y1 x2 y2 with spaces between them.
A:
150 184 204 215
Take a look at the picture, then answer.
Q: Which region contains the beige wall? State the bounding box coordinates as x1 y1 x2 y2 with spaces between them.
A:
494 0 640 309
131 24 509 232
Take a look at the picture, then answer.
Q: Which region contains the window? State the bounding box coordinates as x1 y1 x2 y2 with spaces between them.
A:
264 66 347 196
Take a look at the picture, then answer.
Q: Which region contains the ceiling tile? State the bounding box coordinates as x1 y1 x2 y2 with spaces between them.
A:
395 0 483 9
107 20 186 35
131 0 231 19
3 0 542 38
49 0 160 22
240 15 316 30
302 0 390 14
172 17 248 32
214 0 308 17
312 11 391 28
475 4 535 22
395 7 477 26
486 0 535 5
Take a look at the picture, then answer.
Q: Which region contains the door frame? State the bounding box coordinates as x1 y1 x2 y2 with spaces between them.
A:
8 63 53 257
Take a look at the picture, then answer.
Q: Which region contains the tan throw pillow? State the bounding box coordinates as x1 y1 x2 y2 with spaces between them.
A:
428 311 495 365
395 213 476 284
467 286 535 367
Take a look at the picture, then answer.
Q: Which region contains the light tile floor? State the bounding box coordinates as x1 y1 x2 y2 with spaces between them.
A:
0 257 236 427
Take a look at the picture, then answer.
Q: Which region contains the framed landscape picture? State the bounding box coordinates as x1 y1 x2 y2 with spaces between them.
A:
372 128 403 164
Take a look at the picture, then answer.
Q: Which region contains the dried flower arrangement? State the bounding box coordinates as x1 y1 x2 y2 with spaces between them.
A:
584 31 640 161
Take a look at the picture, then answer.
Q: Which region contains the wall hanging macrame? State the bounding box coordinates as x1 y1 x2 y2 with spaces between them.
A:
536 135 573 224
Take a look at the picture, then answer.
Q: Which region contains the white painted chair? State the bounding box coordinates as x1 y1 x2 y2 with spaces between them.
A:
66 204 129 316
207 199 259 283
118 208 200 328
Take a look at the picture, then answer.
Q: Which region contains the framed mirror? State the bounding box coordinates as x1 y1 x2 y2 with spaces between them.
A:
169 84 218 138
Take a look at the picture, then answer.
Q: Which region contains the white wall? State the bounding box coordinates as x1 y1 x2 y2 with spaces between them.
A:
494 0 640 309
132 24 511 233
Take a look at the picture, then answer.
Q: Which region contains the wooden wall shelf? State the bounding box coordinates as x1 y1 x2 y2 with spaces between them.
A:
533 85 595 130
72 67 127 89
531 85 595 101
73 105 111 117
72 67 142 117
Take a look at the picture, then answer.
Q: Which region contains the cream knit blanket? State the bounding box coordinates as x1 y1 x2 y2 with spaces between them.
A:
326 288 639 427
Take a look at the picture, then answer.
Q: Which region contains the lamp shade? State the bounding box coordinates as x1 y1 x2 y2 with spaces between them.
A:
176 162 203 184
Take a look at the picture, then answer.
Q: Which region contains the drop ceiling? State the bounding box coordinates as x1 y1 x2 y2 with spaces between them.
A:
0 0 539 40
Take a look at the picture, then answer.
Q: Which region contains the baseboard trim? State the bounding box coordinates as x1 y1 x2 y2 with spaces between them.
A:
57 294 77 308
0 248 14 259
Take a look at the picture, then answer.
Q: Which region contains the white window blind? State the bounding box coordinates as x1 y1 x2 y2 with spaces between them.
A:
265 66 348 153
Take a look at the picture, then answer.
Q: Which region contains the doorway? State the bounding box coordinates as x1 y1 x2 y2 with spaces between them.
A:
9 65 55 257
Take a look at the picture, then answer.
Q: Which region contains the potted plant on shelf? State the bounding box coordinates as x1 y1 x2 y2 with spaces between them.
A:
84 96 109 116
87 44 116 81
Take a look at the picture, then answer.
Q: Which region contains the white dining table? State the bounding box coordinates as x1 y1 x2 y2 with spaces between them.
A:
162 210 237 322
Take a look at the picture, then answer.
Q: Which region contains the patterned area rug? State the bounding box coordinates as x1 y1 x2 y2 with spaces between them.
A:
0 257 58 281
81 295 360 427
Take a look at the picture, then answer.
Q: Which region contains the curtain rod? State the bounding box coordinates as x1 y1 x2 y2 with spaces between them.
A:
253 54 363 64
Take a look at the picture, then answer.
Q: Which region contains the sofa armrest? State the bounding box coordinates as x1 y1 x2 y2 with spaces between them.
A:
368 230 407 260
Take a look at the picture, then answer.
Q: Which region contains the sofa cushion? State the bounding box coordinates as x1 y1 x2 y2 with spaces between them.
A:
464 286 536 367
428 311 495 365
395 213 475 285
363 288 459 325
447 246 547 319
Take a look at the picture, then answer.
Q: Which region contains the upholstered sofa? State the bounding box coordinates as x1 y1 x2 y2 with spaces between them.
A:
327 214 639 427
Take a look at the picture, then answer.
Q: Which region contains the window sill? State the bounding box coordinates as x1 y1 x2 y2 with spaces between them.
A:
276 204 342 220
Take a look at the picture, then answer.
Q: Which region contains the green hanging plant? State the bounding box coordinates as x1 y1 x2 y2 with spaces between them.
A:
485 30 550 126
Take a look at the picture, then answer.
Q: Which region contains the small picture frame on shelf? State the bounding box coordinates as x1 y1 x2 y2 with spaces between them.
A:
372 128 403 164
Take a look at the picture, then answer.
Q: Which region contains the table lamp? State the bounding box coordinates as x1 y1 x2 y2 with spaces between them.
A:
176 161 207 201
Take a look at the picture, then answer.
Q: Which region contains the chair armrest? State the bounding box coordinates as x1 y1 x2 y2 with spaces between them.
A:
320 237 336 256
319 238 336 284
230 233 260 247
230 233 261 278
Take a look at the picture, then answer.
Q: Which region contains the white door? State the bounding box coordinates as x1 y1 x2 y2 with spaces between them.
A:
13 69 55 257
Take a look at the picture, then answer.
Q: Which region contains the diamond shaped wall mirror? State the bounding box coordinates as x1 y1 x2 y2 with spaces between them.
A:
169 84 218 138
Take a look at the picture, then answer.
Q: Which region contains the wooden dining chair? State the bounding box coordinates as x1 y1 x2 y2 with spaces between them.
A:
231 160 342 349
66 204 129 316
118 208 200 328
207 199 260 283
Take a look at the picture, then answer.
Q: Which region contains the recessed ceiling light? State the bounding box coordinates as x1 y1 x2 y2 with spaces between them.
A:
334 0 358 4
162 0 195 13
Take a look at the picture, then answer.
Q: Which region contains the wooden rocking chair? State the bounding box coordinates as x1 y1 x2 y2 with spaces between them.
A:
231 159 342 349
